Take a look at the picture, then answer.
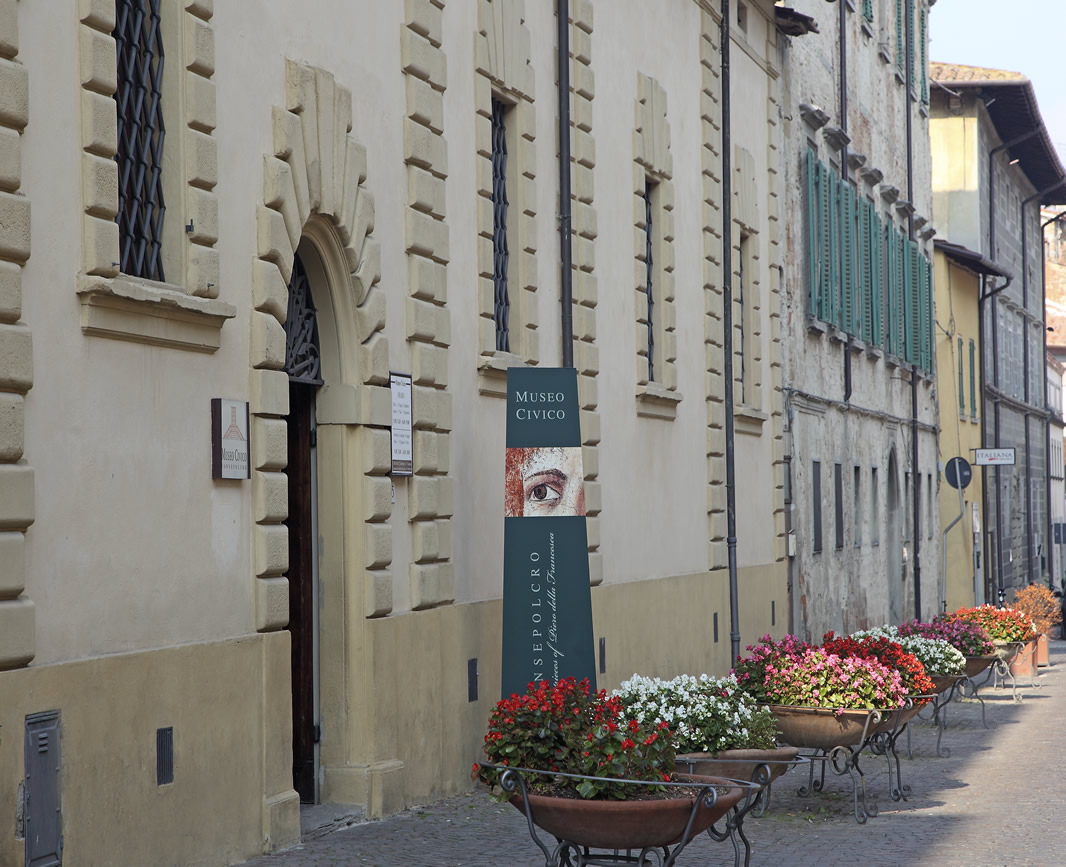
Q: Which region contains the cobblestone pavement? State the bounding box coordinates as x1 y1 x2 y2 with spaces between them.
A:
238 641 1066 866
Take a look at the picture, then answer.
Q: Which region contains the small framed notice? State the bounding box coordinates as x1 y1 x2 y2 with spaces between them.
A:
390 373 413 476
211 399 250 479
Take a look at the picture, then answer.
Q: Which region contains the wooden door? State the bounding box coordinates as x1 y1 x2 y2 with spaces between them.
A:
286 382 316 802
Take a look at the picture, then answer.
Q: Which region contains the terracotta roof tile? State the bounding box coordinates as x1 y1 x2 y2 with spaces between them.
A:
930 62 1026 83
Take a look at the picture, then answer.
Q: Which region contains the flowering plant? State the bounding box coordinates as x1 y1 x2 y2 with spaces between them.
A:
473 678 676 800
822 632 936 697
614 673 779 755
1010 584 1063 635
949 604 1035 644
899 617 994 657
760 647 907 709
850 626 965 678
732 634 811 702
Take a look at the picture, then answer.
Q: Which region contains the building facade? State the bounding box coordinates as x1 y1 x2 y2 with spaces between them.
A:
1047 354 1065 589
779 0 940 639
0 2 794 863
930 63 1066 602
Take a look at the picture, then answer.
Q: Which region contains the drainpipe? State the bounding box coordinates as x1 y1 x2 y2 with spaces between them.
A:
720 0 740 666
904 0 921 621
558 0 573 368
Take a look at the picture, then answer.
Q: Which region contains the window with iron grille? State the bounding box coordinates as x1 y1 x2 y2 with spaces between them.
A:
644 178 657 381
113 0 166 282
834 463 844 549
812 460 823 553
491 98 510 352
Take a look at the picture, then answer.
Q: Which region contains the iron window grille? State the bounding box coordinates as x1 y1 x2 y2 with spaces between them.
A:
812 460 823 553
491 98 511 352
285 255 324 386
645 179 656 382
113 0 167 282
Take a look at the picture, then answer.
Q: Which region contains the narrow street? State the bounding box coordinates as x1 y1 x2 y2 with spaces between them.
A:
238 642 1066 866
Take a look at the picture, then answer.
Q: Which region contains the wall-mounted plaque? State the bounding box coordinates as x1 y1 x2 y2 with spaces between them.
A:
211 399 250 480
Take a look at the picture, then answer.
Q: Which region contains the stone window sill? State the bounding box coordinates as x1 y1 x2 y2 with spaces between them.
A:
77 274 235 352
478 351 526 397
734 405 767 436
636 382 681 419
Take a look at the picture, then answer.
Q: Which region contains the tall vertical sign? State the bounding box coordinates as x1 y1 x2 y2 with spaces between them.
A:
501 368 596 698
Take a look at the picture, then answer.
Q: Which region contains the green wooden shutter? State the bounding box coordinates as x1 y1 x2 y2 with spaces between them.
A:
807 149 819 318
907 0 916 85
842 182 854 334
958 338 965 412
831 176 842 328
902 239 913 362
969 338 977 418
925 257 934 370
821 161 832 322
861 200 873 341
863 0 873 22
871 209 883 346
885 224 895 354
919 4 928 104
896 0 905 73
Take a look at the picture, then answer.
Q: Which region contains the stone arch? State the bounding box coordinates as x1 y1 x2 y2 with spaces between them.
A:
250 58 390 633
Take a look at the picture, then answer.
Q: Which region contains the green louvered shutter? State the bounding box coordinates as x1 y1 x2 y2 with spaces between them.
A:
958 338 965 413
902 239 913 362
831 175 842 328
807 149 819 318
885 224 895 354
919 4 928 104
896 0 905 73
871 209 883 346
969 338 977 418
897 230 907 357
861 200 872 341
821 162 832 322
907 0 916 86
842 182 853 334
863 0 873 22
925 257 934 370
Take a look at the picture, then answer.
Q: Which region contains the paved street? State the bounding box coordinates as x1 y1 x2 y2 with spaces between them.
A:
238 642 1066 866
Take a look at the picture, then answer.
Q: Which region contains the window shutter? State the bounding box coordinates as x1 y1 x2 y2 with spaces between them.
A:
969 338 977 418
958 338 965 413
902 239 913 362
821 161 832 322
830 174 841 328
885 224 895 354
907 0 916 85
863 0 873 22
896 0 905 73
871 209 882 346
861 200 872 341
919 4 928 104
842 182 853 334
807 149 819 318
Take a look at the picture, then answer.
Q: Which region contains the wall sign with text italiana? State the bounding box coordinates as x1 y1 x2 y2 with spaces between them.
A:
211 399 249 479
390 373 413 476
500 367 596 699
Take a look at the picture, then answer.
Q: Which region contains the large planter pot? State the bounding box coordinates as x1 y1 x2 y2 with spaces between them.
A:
963 655 996 678
508 774 743 850
767 706 880 751
675 747 800 784
992 640 1024 665
1009 639 1038 678
929 673 963 694
1036 633 1050 667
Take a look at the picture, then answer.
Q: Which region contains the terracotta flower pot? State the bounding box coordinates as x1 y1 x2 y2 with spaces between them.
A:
508 774 743 850
675 746 800 784
767 705 881 751
1009 639 1038 678
963 655 995 678
1036 633 1050 667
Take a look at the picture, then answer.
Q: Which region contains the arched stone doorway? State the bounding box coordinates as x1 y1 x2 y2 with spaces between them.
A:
251 59 387 827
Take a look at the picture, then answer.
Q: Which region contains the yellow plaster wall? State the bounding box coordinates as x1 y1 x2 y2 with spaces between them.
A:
934 251 985 610
0 633 298 867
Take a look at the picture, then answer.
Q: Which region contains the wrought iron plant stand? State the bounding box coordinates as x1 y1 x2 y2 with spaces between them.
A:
483 764 762 867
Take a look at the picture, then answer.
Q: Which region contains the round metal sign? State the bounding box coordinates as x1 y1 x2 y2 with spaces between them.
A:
945 456 972 490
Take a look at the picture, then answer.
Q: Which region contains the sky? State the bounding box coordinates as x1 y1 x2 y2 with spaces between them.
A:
929 0 1066 165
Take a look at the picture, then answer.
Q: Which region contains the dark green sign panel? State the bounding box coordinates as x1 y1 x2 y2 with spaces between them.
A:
501 368 596 698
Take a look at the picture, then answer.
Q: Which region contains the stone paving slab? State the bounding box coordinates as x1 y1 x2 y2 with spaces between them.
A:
237 642 1066 866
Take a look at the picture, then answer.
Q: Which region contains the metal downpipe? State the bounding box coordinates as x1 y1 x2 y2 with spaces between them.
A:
558 0 573 368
